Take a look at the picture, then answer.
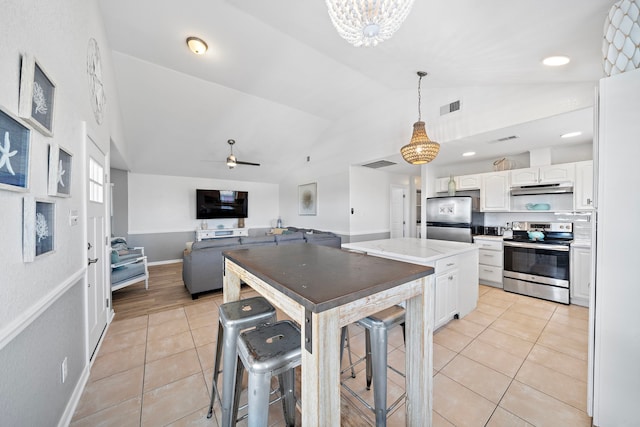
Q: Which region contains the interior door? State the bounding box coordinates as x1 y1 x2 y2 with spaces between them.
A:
390 185 407 238
86 132 109 359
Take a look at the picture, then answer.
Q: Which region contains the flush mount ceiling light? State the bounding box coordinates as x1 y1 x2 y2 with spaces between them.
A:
186 37 208 55
401 71 440 165
463 151 476 157
543 55 570 66
325 0 415 47
561 131 582 138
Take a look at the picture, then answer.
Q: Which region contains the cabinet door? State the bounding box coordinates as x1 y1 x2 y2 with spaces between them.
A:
571 246 591 306
436 177 455 193
435 271 458 329
574 161 594 210
457 174 481 190
539 163 575 184
510 168 539 185
480 172 510 211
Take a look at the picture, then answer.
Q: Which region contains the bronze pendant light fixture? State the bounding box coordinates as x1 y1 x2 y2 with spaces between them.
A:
401 71 440 164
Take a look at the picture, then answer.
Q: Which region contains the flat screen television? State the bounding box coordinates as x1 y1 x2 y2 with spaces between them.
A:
196 189 248 219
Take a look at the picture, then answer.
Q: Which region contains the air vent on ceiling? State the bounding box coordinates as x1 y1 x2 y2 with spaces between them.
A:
362 160 397 169
440 100 461 115
496 135 519 142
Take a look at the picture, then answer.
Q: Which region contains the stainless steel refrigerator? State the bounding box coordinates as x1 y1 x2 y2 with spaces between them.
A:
425 196 484 243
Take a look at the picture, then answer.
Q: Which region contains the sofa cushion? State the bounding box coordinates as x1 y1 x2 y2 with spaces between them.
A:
240 235 276 245
275 232 304 243
111 263 145 285
192 237 241 250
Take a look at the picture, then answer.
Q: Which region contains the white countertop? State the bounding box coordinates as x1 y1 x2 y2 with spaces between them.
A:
342 238 478 266
473 235 505 241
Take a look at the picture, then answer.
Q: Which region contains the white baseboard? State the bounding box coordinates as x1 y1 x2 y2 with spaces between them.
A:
148 259 182 266
57 362 91 427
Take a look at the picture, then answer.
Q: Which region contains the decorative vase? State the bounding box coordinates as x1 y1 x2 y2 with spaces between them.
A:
448 176 456 196
603 0 640 76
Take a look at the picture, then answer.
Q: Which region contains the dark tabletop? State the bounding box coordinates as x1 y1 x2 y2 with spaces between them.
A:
223 244 434 313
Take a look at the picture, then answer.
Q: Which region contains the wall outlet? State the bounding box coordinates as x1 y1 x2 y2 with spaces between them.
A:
61 357 68 384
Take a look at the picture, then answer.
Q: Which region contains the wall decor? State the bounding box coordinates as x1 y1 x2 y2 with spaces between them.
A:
0 107 31 192
23 197 56 262
298 182 317 216
48 144 72 197
87 38 106 125
18 55 56 136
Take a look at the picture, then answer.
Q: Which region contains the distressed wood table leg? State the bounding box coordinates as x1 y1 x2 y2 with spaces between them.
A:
301 308 340 427
223 259 241 303
405 275 433 426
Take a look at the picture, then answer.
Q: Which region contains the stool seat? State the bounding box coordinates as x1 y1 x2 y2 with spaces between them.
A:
207 296 276 426
233 320 301 427
357 305 405 329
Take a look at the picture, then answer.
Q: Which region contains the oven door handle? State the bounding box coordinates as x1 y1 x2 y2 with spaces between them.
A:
503 241 569 251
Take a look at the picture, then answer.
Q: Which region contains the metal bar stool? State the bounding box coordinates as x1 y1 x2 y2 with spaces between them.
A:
341 305 406 427
207 296 277 427
232 320 302 427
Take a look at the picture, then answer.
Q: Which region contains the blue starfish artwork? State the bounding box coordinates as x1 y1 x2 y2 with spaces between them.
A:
0 131 18 175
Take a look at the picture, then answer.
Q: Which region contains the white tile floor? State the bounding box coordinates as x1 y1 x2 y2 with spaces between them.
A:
72 268 592 426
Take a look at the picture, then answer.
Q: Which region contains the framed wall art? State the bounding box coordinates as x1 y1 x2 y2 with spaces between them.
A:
23 197 56 262
0 106 31 192
19 54 56 137
298 182 317 216
48 144 72 197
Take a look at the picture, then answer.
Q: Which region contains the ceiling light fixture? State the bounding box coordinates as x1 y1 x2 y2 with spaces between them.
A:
325 0 415 47
401 71 440 165
542 56 570 66
463 151 476 157
186 37 208 55
561 131 582 138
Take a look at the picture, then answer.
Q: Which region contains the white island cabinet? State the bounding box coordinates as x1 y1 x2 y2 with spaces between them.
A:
342 238 479 328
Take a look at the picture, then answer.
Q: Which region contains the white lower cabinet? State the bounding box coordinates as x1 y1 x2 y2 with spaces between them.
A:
435 266 458 329
434 250 479 329
474 237 503 288
571 245 591 307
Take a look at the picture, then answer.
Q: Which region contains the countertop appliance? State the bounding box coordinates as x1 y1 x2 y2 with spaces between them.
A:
426 196 484 243
503 221 573 304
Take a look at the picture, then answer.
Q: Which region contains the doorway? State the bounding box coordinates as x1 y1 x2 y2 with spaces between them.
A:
390 185 409 238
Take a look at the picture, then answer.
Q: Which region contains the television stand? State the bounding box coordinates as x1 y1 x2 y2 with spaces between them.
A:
196 228 248 241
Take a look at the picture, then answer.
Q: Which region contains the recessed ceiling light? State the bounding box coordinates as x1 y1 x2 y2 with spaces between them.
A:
561 131 582 138
186 37 208 55
543 56 570 66
462 151 476 157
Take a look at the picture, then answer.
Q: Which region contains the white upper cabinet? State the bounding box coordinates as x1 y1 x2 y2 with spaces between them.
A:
480 171 510 211
436 177 455 193
457 174 481 190
574 160 594 210
510 163 576 185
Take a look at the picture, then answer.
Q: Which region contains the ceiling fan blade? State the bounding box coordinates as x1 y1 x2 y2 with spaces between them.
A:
235 160 260 166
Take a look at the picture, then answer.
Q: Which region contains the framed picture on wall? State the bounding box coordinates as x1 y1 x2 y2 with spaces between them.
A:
0 106 31 192
48 144 72 197
23 197 56 262
19 54 56 137
298 182 317 216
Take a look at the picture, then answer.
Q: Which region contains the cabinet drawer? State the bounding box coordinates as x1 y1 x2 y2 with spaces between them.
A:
479 249 503 267
436 256 458 272
479 266 503 283
475 239 503 251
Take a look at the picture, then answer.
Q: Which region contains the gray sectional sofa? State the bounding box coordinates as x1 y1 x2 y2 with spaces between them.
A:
182 227 341 298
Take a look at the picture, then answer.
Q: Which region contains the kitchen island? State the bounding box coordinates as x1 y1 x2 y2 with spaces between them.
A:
343 238 479 328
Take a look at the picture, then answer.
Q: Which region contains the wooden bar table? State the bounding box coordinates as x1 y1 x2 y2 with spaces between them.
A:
222 244 435 426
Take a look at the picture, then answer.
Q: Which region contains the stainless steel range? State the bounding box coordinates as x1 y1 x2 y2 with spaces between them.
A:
503 221 573 304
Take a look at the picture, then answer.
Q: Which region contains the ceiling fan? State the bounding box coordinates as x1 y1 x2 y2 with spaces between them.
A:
225 139 260 169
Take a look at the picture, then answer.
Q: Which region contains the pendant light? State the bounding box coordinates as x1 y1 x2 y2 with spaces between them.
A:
325 0 416 47
401 71 440 164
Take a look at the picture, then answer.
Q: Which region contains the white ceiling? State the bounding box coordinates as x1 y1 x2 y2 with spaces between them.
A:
99 0 611 181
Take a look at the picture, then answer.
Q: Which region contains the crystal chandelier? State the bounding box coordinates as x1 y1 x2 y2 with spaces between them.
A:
325 0 415 47
401 72 440 164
